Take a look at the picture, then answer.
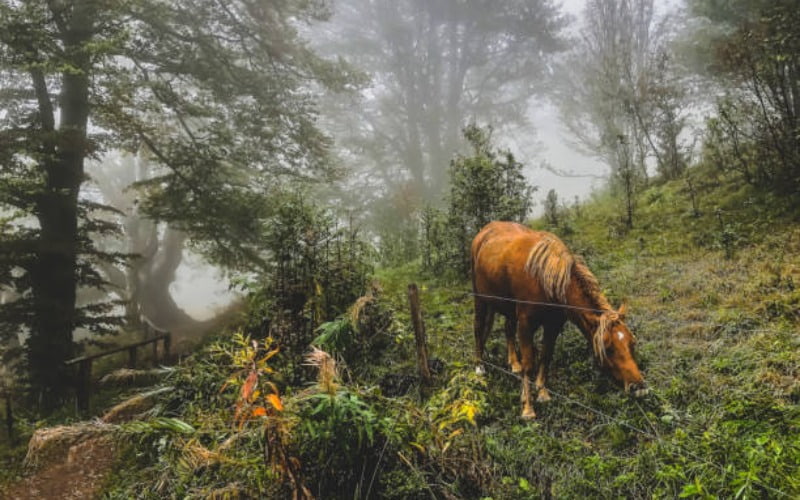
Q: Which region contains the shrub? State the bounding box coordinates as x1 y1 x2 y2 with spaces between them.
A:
422 124 536 277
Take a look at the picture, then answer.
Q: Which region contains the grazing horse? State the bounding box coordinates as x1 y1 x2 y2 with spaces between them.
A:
471 221 647 418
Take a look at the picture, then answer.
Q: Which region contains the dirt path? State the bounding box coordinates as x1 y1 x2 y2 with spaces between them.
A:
2 436 116 500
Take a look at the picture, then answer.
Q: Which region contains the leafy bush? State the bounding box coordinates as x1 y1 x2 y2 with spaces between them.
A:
699 1 800 199
234 190 374 368
422 124 536 277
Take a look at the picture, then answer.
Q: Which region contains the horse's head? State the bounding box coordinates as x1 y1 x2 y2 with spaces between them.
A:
594 303 648 397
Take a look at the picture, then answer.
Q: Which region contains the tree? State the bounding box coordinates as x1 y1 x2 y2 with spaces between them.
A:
0 0 351 410
687 0 800 196
317 0 566 203
89 151 198 332
554 0 687 226
544 189 559 227
423 124 536 275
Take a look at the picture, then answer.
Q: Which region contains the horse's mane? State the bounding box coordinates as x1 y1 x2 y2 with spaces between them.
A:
524 234 616 361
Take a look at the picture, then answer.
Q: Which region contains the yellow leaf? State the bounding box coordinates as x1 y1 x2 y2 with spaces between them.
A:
409 442 426 453
251 406 267 417
463 403 477 424
267 393 284 412
258 348 280 364
447 429 463 440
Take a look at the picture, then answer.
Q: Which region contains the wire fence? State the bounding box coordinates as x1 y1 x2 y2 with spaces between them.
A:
373 288 794 498
475 356 791 498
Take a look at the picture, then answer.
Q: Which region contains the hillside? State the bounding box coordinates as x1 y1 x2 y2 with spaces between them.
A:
6 177 799 499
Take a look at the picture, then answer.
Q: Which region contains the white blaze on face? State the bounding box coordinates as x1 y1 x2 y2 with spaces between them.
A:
617 331 625 342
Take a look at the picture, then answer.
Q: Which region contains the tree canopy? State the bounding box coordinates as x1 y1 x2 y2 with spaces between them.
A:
317 0 566 203
0 0 354 409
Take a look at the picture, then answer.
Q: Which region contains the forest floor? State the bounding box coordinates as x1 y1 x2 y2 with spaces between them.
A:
4 176 799 498
0 308 239 500
1 436 115 500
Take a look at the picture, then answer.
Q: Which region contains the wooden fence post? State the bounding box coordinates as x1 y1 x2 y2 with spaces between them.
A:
4 390 13 445
408 283 432 386
128 346 138 368
163 333 171 364
76 359 92 413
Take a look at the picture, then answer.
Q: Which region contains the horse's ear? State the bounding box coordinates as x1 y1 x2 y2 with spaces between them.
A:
617 301 628 319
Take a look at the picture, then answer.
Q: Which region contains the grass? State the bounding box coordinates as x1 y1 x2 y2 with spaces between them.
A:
9 171 799 498
367 175 800 498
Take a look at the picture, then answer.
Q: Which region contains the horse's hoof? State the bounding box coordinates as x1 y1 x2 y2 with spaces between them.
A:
537 389 551 403
510 362 522 374
521 408 537 420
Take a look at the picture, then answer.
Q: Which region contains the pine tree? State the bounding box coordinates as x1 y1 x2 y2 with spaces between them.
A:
0 0 352 410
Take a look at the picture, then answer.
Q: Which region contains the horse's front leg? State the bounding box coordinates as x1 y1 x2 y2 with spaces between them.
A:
517 311 539 419
536 318 563 402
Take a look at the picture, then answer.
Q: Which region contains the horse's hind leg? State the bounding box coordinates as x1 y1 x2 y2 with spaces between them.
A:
504 313 521 373
536 316 565 402
473 300 495 375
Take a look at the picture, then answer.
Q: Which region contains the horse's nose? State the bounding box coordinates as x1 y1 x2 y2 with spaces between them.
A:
627 382 649 398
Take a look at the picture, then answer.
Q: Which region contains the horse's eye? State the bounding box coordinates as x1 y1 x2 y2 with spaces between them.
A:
606 345 615 356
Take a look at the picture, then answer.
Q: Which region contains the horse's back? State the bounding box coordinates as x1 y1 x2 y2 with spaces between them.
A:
471 221 547 298
472 221 540 262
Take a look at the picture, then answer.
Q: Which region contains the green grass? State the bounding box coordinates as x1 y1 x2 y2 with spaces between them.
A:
366 176 800 498
69 174 800 498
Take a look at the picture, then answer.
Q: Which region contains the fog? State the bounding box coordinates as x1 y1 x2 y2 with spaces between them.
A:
1 0 694 369
172 252 235 322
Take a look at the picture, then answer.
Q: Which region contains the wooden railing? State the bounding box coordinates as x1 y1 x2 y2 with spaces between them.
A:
64 331 171 412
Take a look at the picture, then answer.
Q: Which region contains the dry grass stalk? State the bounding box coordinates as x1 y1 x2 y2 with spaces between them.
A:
204 482 247 499
101 386 173 423
24 420 115 470
66 434 114 465
99 367 172 386
304 347 338 395
348 293 374 330
181 438 225 470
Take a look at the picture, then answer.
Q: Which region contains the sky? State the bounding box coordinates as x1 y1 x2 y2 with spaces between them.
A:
516 103 606 214
515 0 606 214
516 0 681 214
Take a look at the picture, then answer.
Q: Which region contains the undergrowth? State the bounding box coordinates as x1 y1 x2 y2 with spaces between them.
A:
96 176 800 498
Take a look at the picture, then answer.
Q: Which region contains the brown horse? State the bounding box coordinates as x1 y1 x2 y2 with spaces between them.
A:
471 221 647 418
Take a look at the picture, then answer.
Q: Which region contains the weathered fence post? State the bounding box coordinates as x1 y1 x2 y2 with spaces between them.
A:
408 283 432 386
163 333 171 364
76 359 92 413
128 346 138 368
4 390 13 444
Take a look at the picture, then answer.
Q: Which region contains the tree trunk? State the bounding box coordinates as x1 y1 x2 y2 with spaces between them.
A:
137 228 198 331
28 0 93 411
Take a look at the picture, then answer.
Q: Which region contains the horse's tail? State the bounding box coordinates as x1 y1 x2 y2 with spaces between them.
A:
524 234 575 303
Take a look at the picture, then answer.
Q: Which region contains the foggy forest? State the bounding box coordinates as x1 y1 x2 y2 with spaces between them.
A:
1 0 798 498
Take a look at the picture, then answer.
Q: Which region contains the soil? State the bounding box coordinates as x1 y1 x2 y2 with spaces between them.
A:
1 436 115 500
